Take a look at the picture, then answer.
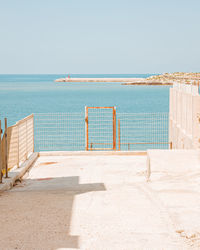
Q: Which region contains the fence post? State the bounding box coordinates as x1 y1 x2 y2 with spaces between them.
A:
118 119 121 151
5 118 8 178
0 120 2 183
85 107 89 151
113 107 116 150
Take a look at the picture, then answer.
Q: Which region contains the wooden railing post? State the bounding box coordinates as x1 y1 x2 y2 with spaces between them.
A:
5 118 8 178
26 120 28 159
0 120 2 183
17 124 19 168
32 114 34 152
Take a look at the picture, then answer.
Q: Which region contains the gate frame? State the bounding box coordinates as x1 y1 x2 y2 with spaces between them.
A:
85 106 116 151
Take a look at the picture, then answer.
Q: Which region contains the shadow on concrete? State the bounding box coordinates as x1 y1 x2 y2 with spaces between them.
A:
6 176 106 249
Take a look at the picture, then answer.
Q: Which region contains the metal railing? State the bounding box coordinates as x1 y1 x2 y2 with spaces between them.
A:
89 142 172 151
34 113 85 151
34 110 170 152
117 113 169 151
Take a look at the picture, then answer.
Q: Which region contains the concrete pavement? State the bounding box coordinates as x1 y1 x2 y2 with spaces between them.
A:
0 154 194 250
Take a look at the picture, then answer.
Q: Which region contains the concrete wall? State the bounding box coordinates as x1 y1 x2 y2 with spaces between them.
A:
169 82 200 149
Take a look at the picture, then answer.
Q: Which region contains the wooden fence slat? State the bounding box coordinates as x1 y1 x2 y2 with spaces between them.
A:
0 120 2 183
5 118 8 178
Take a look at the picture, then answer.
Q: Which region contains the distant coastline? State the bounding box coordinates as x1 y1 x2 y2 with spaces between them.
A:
55 77 170 85
124 72 200 85
55 72 200 85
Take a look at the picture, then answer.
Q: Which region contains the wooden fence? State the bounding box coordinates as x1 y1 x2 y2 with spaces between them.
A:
0 114 34 182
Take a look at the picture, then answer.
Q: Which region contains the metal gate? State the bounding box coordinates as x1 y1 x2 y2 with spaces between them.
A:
85 107 116 151
34 108 170 151
85 107 170 151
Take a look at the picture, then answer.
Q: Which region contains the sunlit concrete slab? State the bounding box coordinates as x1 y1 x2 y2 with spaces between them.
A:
147 149 200 177
147 149 200 248
0 154 195 249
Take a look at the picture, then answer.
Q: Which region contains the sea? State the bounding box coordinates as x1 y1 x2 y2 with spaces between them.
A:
0 74 170 126
0 74 171 151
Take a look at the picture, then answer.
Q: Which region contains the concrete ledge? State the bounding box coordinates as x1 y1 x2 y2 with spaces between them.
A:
146 149 200 181
0 152 39 191
39 151 147 156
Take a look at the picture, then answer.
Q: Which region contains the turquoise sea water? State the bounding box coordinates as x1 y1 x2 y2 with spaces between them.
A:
0 74 171 151
0 74 170 126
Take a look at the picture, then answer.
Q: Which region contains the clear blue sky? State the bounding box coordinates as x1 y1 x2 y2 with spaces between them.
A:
0 0 200 74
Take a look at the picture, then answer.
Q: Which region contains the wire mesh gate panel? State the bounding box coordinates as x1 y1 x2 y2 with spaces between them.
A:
85 107 116 150
118 113 170 151
34 113 85 151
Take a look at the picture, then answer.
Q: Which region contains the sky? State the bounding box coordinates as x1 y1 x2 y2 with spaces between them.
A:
0 0 200 74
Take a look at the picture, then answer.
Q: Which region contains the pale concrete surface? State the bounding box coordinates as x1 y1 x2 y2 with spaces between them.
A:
147 149 200 180
39 151 146 156
0 155 196 250
147 149 200 249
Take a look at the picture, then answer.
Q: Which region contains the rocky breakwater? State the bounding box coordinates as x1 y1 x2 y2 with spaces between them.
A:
123 72 200 86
